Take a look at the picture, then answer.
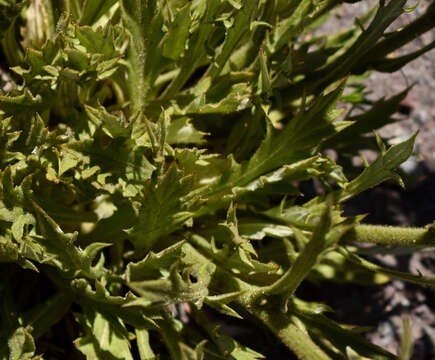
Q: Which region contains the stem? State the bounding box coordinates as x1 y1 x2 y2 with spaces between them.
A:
247 305 332 360
342 224 435 247
261 207 331 300
157 314 184 360
185 240 332 359
120 0 156 112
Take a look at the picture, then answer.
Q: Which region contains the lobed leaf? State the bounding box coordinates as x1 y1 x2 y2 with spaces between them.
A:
337 133 417 202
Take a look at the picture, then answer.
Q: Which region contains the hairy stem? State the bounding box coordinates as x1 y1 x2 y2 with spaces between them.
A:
248 305 332 360
342 224 435 246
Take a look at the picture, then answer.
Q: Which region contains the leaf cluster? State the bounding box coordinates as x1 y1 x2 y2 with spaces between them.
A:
0 0 434 359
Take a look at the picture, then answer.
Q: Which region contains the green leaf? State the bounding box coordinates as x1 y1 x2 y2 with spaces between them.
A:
85 105 130 139
310 0 407 87
175 83 252 115
11 213 35 241
204 292 244 319
82 242 112 266
128 164 194 250
71 278 146 308
371 40 435 73
1 166 17 210
30 200 111 279
191 83 349 201
8 327 36 360
0 1 28 37
179 340 207 360
162 4 191 61
337 133 417 202
238 218 293 240
193 306 264 358
57 149 80 178
167 117 206 144
227 0 242 10
75 24 122 59
126 240 186 282
160 1 221 98
291 302 397 360
0 1 434 359
205 0 260 79
210 331 264 360
189 234 278 278
66 137 155 185
258 48 272 98
221 201 250 248
0 116 22 165
79 0 118 25
21 113 50 153
338 247 435 287
128 261 215 307
270 0 313 52
356 3 435 73
232 156 330 198
75 308 134 360
311 249 390 285
324 87 410 152
262 197 343 231
0 90 45 115
135 328 155 360
0 234 38 272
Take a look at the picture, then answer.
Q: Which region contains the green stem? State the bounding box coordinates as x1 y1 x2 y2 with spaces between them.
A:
247 304 332 360
261 207 331 300
342 224 435 247
120 0 156 112
156 313 185 360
